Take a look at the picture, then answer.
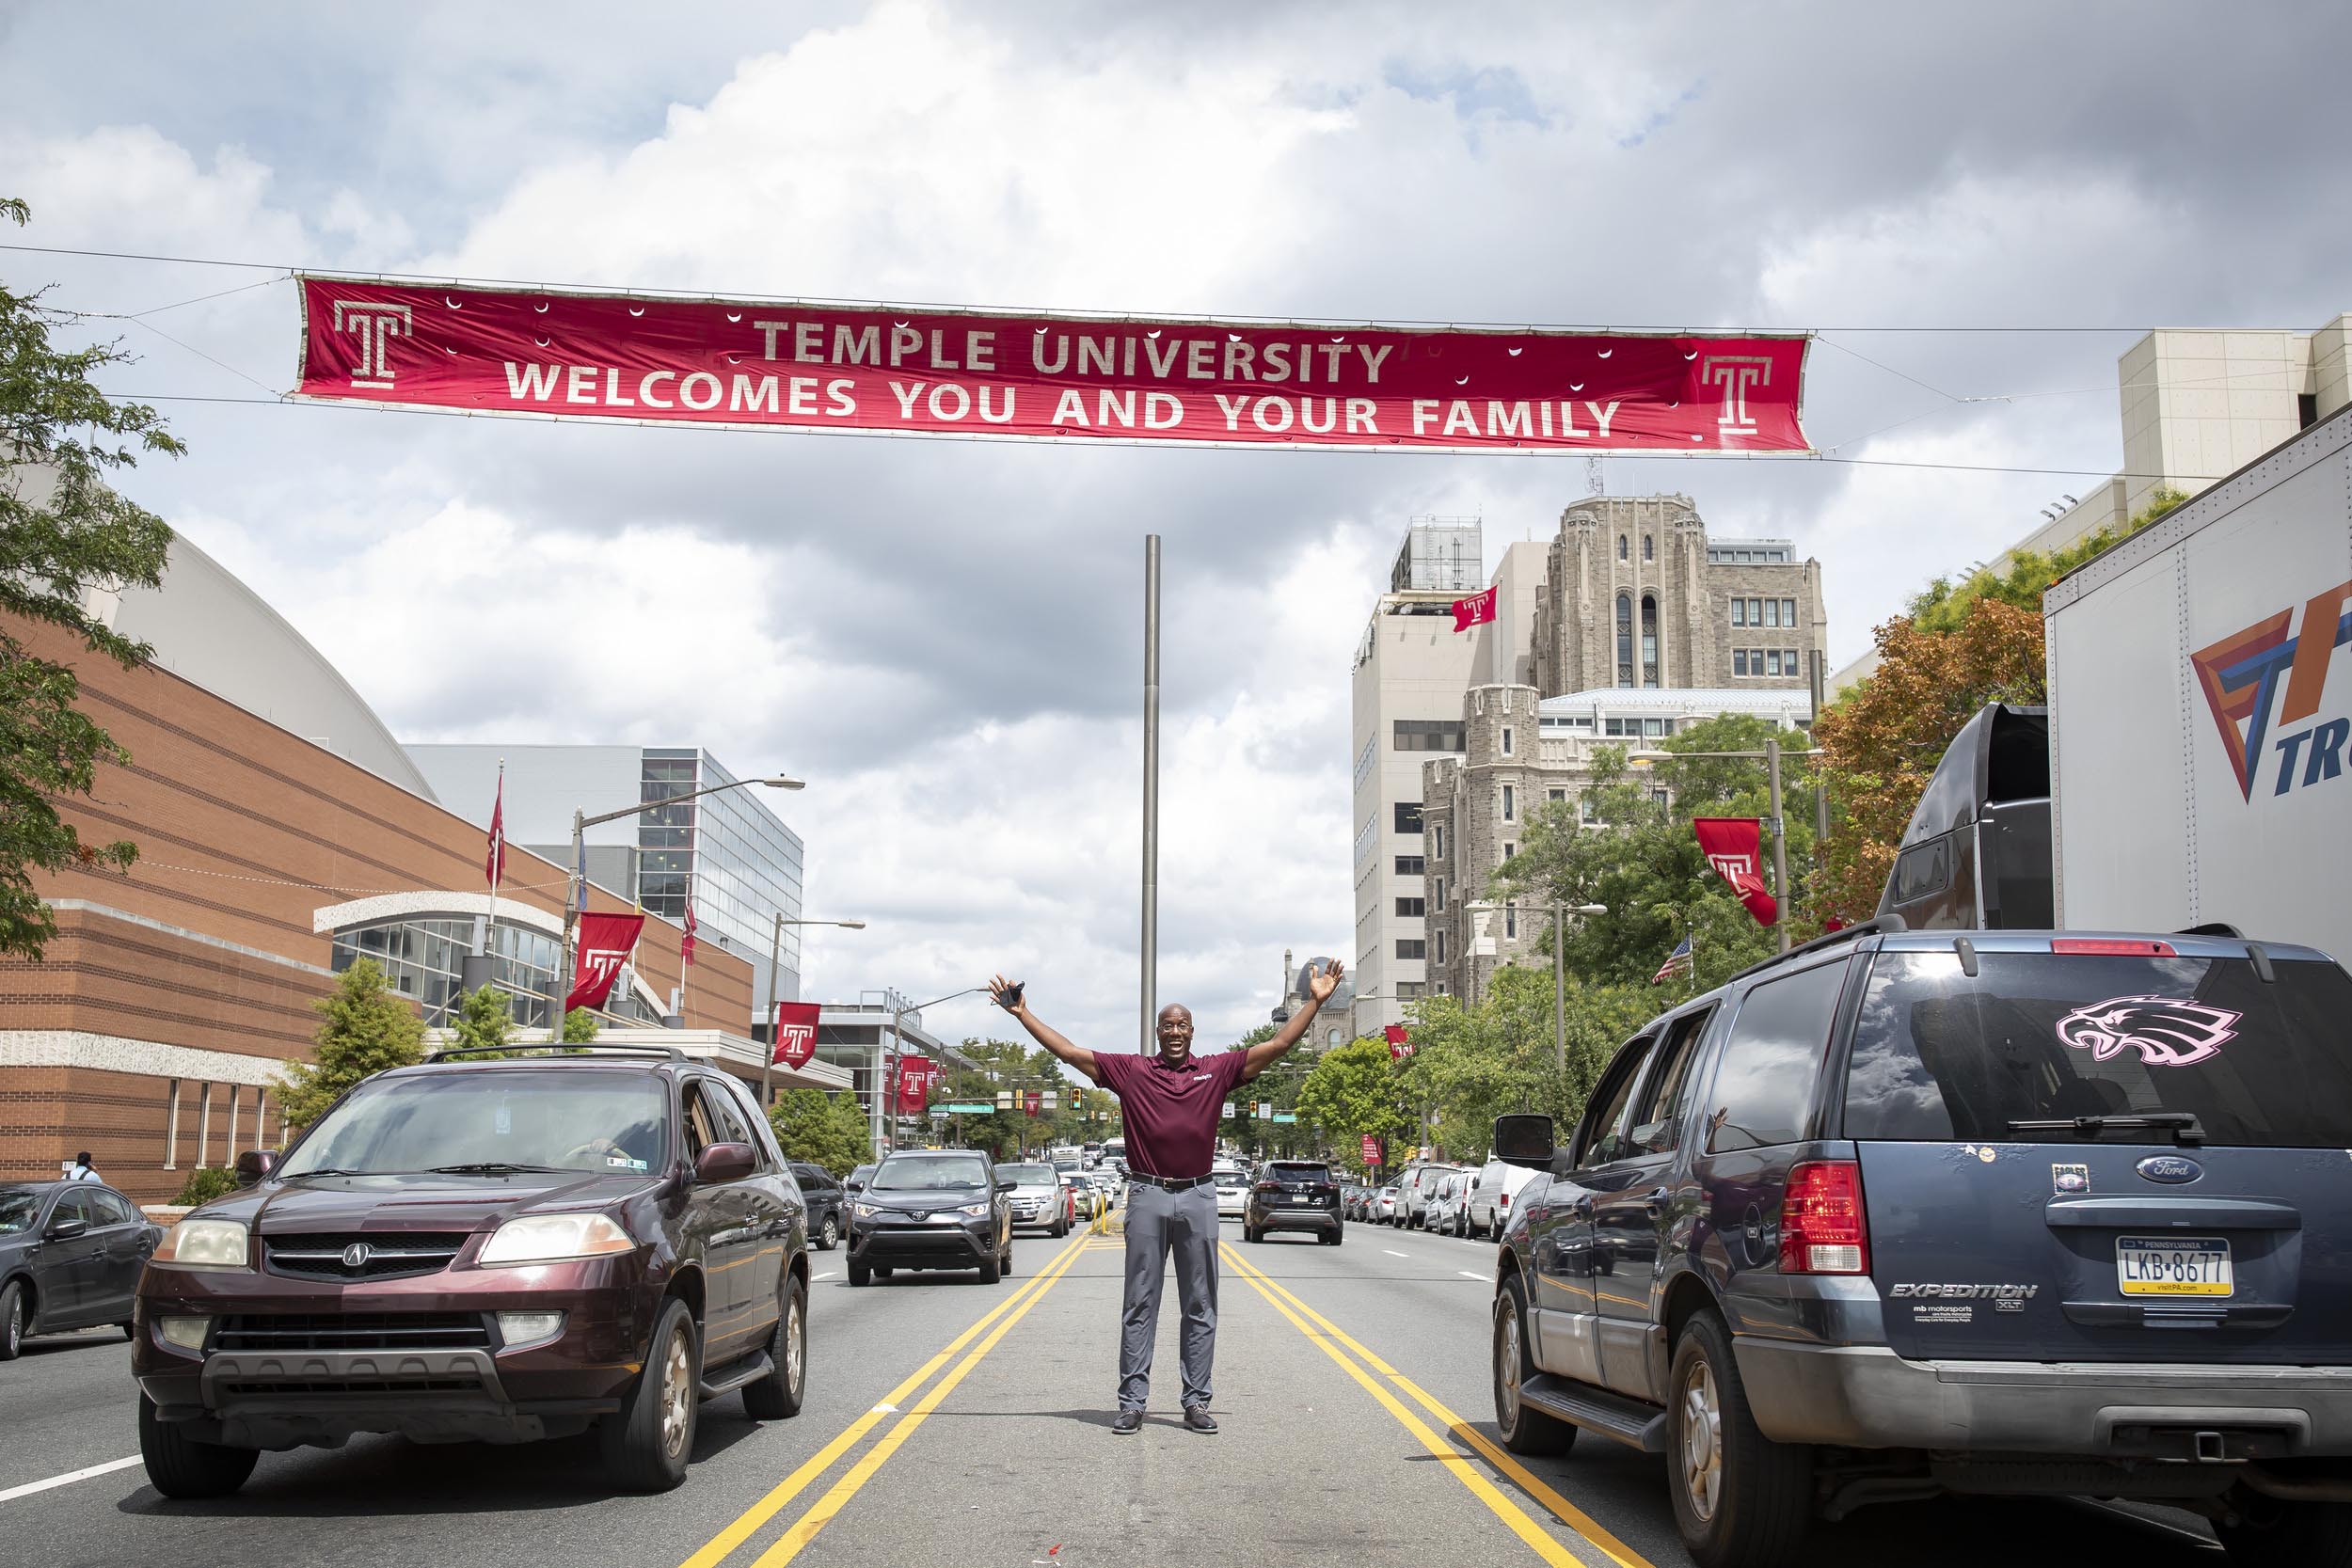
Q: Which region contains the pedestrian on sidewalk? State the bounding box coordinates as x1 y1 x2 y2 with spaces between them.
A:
64 1150 102 1182
990 959 1343 1435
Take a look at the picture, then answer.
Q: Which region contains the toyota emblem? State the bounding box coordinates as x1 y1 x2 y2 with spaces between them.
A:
341 1242 373 1269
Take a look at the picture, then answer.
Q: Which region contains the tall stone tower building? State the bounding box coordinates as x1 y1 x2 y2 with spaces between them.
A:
1532 495 1828 698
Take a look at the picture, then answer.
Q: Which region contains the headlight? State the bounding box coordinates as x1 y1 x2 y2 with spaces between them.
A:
477 1212 634 1266
958 1202 991 1219
496 1310 567 1349
159 1316 213 1350
151 1219 248 1270
853 1201 879 1219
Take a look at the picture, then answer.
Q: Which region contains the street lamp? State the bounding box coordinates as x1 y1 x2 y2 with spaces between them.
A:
551 773 805 1040
756 914 869 1104
1467 899 1607 1073
1628 740 1825 954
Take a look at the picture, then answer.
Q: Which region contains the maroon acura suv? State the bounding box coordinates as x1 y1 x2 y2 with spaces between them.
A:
133 1045 809 1496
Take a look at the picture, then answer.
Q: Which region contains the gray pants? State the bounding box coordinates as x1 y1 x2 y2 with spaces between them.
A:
1119 1180 1218 1411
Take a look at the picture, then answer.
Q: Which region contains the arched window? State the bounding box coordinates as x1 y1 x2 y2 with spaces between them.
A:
1643 533 1654 561
1617 534 1629 561
1641 594 1660 688
1615 593 1634 687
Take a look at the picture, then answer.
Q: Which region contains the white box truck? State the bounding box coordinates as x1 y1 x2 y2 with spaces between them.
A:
2042 405 2352 958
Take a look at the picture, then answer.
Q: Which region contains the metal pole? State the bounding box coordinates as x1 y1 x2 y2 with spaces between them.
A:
757 911 782 1106
1141 533 1160 1055
1552 902 1566 1075
1767 737 1789 954
550 807 584 1040
883 1004 905 1158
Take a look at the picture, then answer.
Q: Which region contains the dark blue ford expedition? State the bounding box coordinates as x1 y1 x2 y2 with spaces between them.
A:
1489 920 2352 1568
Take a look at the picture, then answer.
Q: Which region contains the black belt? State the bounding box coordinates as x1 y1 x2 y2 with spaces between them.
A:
1126 1171 1215 1191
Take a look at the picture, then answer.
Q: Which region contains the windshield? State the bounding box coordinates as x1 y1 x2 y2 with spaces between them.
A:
278 1070 671 1177
1845 952 2352 1148
1269 1164 1332 1185
872 1153 990 1191
0 1188 42 1233
997 1164 1056 1185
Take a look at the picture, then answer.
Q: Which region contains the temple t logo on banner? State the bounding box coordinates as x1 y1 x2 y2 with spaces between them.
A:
1701 355 1772 433
772 1001 821 1069
331 299 412 389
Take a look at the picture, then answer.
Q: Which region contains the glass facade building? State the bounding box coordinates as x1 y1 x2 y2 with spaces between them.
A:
328 915 664 1029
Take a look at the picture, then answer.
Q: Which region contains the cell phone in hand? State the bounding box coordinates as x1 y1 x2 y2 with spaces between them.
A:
995 980 1025 1009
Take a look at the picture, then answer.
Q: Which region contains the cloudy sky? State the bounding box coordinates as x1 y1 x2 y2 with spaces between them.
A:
6 2 2347 1059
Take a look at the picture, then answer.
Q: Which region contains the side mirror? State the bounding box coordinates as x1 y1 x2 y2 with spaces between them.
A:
996 1175 1018 1191
845 1179 865 1194
45 1216 89 1242
234 1149 278 1187
694 1141 757 1184
1492 1114 1555 1171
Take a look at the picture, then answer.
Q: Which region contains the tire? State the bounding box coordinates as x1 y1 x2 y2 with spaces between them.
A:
138 1393 258 1498
1052 1218 1068 1239
0 1281 24 1361
1002 1240 1017 1279
817 1214 839 1252
2216 1496 2352 1566
120 1321 137 1340
1328 1227 1343 1248
977 1246 1001 1285
1493 1274 1575 1457
1666 1309 1813 1568
848 1260 870 1287
740 1272 806 1422
875 1266 894 1279
601 1296 700 1493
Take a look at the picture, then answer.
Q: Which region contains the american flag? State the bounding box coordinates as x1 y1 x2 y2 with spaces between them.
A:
1651 935 1693 985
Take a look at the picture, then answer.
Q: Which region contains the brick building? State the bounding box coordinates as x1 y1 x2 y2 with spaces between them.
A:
0 594 805 1202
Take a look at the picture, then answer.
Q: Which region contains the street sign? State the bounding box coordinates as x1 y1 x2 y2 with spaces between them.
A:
1272 1113 1296 1124
943 1102 994 1115
1256 1101 1272 1119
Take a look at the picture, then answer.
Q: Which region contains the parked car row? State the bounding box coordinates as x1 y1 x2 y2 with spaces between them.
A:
1337 1158 1540 1242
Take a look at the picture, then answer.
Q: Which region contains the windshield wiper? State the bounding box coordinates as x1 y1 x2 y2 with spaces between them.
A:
2006 1112 2205 1147
427 1163 567 1177
283 1166 374 1179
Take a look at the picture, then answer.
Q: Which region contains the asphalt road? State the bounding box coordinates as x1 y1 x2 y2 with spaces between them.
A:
0 1214 2229 1567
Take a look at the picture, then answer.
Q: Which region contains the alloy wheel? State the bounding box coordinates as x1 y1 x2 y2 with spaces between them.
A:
1679 1356 1724 1522
785 1293 804 1397
820 1216 838 1248
659 1325 692 1459
1496 1304 1521 1425
5 1299 19 1355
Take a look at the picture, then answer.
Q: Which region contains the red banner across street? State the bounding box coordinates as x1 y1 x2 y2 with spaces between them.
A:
564 911 644 1013
294 277 1812 453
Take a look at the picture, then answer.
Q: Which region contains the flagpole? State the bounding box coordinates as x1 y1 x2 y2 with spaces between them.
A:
1141 533 1159 1056
485 757 503 981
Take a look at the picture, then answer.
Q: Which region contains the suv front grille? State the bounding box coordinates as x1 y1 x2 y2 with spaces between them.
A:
262 1231 469 1281
214 1313 494 1353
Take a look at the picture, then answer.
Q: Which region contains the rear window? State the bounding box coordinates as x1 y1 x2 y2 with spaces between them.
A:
1268 1164 1332 1184
1844 951 2352 1148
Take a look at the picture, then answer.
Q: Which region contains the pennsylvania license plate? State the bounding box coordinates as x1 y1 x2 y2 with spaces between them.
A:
2116 1235 2233 1297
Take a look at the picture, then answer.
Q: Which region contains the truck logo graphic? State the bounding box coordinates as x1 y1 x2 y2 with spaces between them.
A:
2191 578 2352 800
2056 995 2241 1069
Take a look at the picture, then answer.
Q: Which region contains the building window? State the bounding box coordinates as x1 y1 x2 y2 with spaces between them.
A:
1394 855 1424 877
1396 939 1426 960
1643 533 1654 561
1434 823 1447 861
1502 842 1517 861
1617 534 1629 561
1765 599 1781 628
1433 931 1446 965
330 914 662 1030
1393 719 1466 752
1747 597 1763 626
1783 597 1797 626
1504 904 1518 940
1549 787 1566 803
1502 784 1516 822
1731 597 1746 627
164 1079 182 1170
1615 594 1633 687
1395 896 1425 918
1395 981 1424 1001
1393 801 1423 834
1733 650 1749 676
1434 876 1446 911
1580 799 1597 823
1641 594 1659 687
1786 647 1799 675
1767 650 1784 677
1501 726 1513 756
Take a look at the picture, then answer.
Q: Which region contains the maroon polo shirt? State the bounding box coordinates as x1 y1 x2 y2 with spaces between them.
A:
1092 1048 1250 1180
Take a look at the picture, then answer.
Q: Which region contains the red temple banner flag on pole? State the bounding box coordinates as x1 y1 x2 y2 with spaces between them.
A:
293 277 1814 454
565 911 644 1012
484 767 506 891
896 1054 934 1116
1692 817 1779 927
1361 1133 1383 1165
771 1001 821 1069
1384 1022 1415 1061
680 900 696 968
1452 586 1498 633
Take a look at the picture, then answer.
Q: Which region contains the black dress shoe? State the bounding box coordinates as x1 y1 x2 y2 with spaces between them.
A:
1184 1406 1218 1433
1111 1409 1143 1434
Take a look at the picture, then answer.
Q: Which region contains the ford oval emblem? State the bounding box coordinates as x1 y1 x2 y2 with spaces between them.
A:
2136 1154 2202 1185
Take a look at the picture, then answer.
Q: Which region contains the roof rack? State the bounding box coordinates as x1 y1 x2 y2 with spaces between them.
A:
423 1043 690 1064
1724 914 1907 988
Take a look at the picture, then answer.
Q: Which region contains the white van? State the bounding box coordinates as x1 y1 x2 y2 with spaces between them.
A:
1463 1155 1543 1240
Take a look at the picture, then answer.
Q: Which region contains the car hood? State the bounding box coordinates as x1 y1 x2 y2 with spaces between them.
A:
1008 1183 1060 1200
862 1188 989 1212
196 1171 658 1233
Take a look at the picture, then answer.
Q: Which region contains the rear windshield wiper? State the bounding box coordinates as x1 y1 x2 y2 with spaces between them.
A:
2006 1113 2205 1147
427 1163 567 1177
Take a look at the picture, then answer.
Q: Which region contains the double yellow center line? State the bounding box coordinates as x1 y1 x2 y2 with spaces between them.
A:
1218 1244 1658 1568
680 1231 1091 1568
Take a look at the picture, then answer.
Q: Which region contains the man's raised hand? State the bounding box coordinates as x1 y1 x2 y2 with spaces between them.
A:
988 974 1026 1014
1307 958 1344 1004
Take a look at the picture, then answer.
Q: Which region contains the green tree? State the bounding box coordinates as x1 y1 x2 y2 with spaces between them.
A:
0 198 181 960
273 959 426 1133
1397 970 1656 1157
1907 487 2187 633
562 1007 599 1044
767 1087 871 1175
447 985 517 1057
1293 1037 1412 1177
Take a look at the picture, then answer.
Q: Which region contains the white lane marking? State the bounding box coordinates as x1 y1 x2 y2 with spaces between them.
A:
1458 1271 1487 1281
0 1455 141 1505
813 1272 837 1280
1384 1249 1408 1258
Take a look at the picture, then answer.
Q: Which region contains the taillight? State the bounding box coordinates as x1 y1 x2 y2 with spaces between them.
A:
2052 937 2175 957
1498 1191 1509 1209
1780 1161 1868 1275
1254 1181 1279 1194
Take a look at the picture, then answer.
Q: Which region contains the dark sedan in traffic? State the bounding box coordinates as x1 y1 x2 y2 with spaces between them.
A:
1 1181 162 1357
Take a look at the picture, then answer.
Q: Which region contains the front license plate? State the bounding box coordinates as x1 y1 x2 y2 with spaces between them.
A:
2116 1235 2233 1297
